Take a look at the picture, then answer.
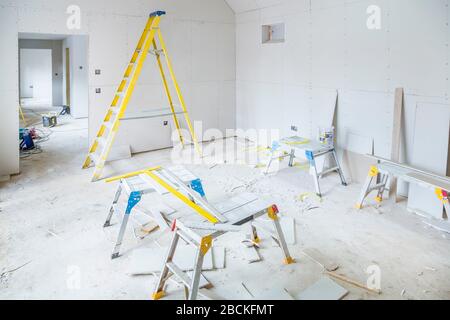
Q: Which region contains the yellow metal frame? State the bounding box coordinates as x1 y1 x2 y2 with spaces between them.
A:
83 13 202 181
106 167 219 224
19 105 27 127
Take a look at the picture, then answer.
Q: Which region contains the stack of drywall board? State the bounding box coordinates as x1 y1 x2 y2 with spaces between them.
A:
407 103 450 219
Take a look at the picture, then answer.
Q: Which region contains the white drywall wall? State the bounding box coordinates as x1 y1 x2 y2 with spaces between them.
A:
0 0 235 176
0 6 19 177
18 39 64 106
19 48 53 105
63 35 89 119
235 0 450 182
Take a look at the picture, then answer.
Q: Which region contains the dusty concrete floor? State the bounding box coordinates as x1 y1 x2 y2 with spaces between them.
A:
1 116 450 300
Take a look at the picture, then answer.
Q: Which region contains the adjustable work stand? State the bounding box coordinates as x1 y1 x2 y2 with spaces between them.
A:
266 136 347 197
104 166 205 259
356 156 450 214
153 204 292 301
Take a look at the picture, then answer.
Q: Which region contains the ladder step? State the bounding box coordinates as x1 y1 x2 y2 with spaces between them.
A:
166 262 191 288
97 137 107 149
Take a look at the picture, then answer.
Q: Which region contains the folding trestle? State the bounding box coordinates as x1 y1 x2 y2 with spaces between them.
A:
152 205 294 301
355 165 391 209
436 188 450 217
103 166 208 259
266 137 347 197
357 156 450 213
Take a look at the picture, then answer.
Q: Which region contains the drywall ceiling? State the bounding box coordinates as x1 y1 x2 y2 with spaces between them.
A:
225 0 283 13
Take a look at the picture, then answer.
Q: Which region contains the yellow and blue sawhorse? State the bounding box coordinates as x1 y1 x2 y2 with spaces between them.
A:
266 136 347 197
104 166 209 259
82 11 201 182
356 156 450 215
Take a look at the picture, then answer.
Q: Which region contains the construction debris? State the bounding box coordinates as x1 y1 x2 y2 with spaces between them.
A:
302 248 339 272
325 271 382 295
297 277 348 300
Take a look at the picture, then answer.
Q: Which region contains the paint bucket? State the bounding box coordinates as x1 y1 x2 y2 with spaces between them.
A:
319 127 335 146
42 113 58 128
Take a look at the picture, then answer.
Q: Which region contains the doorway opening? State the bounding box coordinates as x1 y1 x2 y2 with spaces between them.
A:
18 33 89 166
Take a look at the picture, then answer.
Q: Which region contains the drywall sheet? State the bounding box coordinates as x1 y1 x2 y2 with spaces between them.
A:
128 246 214 275
407 103 450 219
282 85 311 138
343 0 389 93
389 0 448 97
310 88 337 139
337 91 392 158
0 6 19 176
297 277 348 300
310 5 345 89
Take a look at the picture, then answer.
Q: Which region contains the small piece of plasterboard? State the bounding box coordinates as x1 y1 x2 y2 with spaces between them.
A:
212 247 225 269
254 288 295 300
423 220 450 234
296 277 348 300
185 272 212 289
302 248 339 272
199 289 226 300
241 246 261 264
128 246 214 275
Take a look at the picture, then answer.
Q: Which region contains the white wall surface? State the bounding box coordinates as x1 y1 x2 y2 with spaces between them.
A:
234 0 450 181
63 35 89 119
0 6 19 177
0 0 235 176
19 39 63 106
19 48 53 105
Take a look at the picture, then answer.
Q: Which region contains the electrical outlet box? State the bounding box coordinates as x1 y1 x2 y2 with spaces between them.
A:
291 125 298 132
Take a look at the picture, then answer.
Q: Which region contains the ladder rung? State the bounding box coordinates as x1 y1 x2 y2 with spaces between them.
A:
103 121 114 130
97 137 107 149
166 262 191 288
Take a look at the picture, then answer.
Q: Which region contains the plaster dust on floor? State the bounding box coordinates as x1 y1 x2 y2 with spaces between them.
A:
1 116 450 300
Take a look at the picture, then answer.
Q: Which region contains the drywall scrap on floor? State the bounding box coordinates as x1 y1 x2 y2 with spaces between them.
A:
240 245 261 264
254 288 295 300
296 277 348 300
423 220 450 234
128 245 227 275
302 248 339 272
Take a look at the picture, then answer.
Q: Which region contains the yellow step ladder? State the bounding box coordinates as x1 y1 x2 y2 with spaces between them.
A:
82 11 201 182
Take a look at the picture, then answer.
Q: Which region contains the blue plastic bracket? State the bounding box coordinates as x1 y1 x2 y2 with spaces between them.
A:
305 151 315 163
271 141 280 151
125 191 142 215
189 179 206 198
150 11 166 17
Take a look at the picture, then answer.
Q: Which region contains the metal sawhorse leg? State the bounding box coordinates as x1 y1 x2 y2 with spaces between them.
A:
103 182 143 259
436 189 450 217
152 205 294 301
305 149 347 198
355 165 390 209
